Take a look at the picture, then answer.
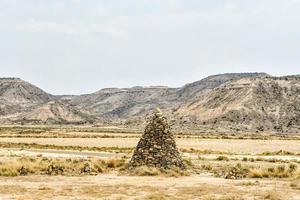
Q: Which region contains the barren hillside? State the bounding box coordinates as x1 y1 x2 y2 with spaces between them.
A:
0 78 95 125
0 73 299 133
65 73 266 121
174 76 300 132
0 78 52 115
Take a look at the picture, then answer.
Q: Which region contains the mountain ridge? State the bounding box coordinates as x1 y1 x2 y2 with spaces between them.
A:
0 73 299 133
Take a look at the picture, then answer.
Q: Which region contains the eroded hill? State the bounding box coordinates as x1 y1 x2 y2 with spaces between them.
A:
0 73 299 133
174 76 300 132
0 78 95 125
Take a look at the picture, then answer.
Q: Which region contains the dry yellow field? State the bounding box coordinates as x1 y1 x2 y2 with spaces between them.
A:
0 127 299 200
0 137 299 154
0 174 299 200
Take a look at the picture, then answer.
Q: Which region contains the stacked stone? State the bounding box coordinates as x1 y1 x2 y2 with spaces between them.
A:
129 108 185 169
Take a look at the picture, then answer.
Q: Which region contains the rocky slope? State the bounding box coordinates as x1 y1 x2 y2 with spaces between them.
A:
0 78 95 124
176 73 268 101
64 86 178 121
65 73 267 121
174 76 300 132
0 73 299 133
0 78 52 115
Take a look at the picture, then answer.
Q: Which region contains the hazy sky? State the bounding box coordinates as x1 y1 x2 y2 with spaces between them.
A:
0 0 299 95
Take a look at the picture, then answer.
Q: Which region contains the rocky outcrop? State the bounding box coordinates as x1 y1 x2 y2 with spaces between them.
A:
0 78 95 125
175 76 300 132
129 109 185 169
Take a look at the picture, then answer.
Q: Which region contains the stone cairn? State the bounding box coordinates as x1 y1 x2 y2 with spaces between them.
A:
129 108 185 169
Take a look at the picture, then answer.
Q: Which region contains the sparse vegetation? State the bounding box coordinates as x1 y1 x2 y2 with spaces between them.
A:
0 142 133 153
0 126 299 199
213 163 249 179
208 162 300 179
0 156 127 177
216 155 230 161
127 166 189 177
239 181 259 186
258 150 299 156
181 148 232 155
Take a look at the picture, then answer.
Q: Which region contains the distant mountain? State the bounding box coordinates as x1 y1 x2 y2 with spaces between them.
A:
0 78 52 115
0 78 94 124
65 86 178 121
174 76 300 132
0 73 299 133
1 101 96 125
64 73 267 121
176 72 268 101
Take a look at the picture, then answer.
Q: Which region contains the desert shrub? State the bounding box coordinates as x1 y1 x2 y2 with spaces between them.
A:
242 157 248 162
204 195 239 200
259 150 295 156
127 166 189 177
216 156 230 161
0 156 127 176
183 158 193 167
144 191 171 200
294 169 300 179
267 158 280 163
248 164 298 178
288 163 297 173
180 148 230 155
162 167 190 177
105 158 127 170
198 156 205 160
255 157 264 161
214 163 249 179
129 166 161 176
213 163 299 179
240 181 259 186
0 164 18 177
201 164 213 171
248 168 269 178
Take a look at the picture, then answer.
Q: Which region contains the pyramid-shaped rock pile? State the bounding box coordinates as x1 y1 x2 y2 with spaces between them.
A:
129 109 185 169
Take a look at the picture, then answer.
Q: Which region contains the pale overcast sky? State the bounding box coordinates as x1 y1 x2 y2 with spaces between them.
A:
0 0 299 94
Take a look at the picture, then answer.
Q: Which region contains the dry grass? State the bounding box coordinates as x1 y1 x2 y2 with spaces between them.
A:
290 179 300 190
181 148 232 155
0 156 190 177
213 163 249 179
239 181 259 186
204 195 240 200
0 156 127 176
0 185 27 195
248 164 298 178
144 191 172 200
1 136 300 155
0 126 300 199
264 191 283 200
0 142 133 153
258 150 299 156
127 166 189 177
216 156 230 161
211 162 299 179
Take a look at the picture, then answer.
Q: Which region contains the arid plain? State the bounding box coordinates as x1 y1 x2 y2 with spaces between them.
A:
0 126 299 200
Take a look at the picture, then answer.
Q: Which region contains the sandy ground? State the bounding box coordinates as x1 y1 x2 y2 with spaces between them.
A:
1 130 300 200
1 148 300 164
0 174 299 200
1 137 300 154
0 148 126 159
